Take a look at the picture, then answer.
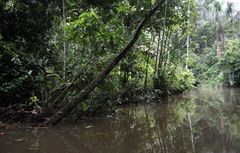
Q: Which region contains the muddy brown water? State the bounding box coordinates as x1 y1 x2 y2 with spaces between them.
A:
1 88 240 153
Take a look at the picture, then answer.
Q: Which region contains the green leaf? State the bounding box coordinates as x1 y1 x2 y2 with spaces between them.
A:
151 0 156 5
82 103 90 112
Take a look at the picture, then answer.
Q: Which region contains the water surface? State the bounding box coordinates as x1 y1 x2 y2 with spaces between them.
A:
1 88 240 153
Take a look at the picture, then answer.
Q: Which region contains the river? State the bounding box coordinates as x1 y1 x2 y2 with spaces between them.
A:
1 88 240 153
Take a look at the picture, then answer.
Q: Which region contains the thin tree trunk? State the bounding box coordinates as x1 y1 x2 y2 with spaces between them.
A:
160 28 170 67
163 29 172 67
154 31 161 77
185 35 190 69
158 28 166 69
185 0 190 70
144 52 150 92
144 36 154 92
42 0 167 126
62 0 67 79
158 0 168 70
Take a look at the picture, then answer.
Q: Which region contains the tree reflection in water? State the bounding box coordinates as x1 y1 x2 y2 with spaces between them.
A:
0 88 240 153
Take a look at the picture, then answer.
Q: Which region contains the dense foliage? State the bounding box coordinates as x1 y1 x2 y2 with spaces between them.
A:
1 0 240 123
190 0 240 87
0 0 61 107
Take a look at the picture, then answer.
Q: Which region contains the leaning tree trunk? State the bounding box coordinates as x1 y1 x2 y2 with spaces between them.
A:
43 0 167 126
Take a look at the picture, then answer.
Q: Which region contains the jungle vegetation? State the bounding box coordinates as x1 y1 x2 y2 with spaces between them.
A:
0 0 239 125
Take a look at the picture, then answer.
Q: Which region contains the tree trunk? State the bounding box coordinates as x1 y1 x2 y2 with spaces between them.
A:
154 31 161 77
185 0 190 70
43 0 167 126
144 36 154 92
158 0 168 70
163 29 172 67
62 0 67 80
